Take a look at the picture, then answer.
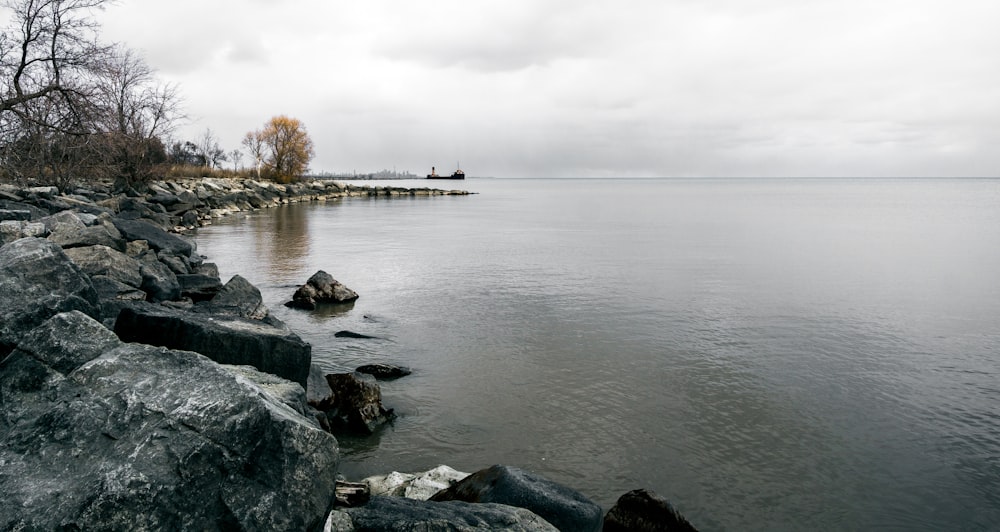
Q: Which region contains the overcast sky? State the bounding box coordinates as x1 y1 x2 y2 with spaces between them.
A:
100 1 1000 178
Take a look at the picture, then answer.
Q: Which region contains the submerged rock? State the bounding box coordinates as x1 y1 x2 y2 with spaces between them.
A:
314 372 395 434
431 464 603 532
335 330 379 339
603 489 699 532
356 363 412 380
285 270 359 310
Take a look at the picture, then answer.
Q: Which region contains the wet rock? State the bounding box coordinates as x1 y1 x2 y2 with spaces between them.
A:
327 496 558 532
603 489 700 532
431 465 603 532
0 238 99 353
114 302 312 387
285 270 359 310
0 311 338 531
356 363 412 380
316 372 395 434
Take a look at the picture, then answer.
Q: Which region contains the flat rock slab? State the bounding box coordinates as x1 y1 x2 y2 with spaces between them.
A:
327 495 558 532
114 302 312 387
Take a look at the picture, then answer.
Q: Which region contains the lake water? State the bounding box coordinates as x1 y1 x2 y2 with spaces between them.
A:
194 178 1000 531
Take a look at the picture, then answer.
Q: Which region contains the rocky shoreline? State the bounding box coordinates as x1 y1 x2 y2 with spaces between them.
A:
0 177 696 530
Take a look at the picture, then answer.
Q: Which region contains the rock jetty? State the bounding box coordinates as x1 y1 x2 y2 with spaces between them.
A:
0 177 698 530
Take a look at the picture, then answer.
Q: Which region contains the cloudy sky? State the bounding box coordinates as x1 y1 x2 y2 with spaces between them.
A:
100 0 1000 178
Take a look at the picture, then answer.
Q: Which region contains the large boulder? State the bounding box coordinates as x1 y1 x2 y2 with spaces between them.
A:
112 217 194 257
314 372 395 434
0 238 99 354
430 465 603 532
47 219 125 251
114 302 312 387
196 274 269 320
285 270 359 310
177 273 224 302
138 258 181 302
0 311 339 531
325 495 558 532
64 244 143 288
603 489 699 532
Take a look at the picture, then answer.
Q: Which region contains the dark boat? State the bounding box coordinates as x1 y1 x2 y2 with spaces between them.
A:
426 165 465 180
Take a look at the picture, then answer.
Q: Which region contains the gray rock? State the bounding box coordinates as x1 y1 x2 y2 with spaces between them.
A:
64 245 143 287
38 209 86 231
112 217 194 257
139 259 181 302
196 274 269 320
91 274 149 302
0 238 99 353
177 273 223 302
307 363 334 405
430 465 603 532
114 302 312 387
285 270 359 310
0 209 31 221
0 311 338 531
193 261 220 278
604 489 700 532
157 250 190 274
0 220 48 245
327 496 558 532
48 220 126 251
315 372 395 434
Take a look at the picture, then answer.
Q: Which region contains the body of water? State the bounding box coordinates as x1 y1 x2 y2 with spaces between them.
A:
194 178 1000 530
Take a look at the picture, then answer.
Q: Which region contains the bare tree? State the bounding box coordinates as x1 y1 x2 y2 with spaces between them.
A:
242 130 264 179
0 0 110 184
197 128 225 169
229 149 242 172
93 46 182 188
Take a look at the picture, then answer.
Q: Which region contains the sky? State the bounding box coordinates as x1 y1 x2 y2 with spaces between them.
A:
99 0 1000 178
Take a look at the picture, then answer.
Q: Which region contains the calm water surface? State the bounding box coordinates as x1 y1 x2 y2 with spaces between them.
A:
195 178 1000 531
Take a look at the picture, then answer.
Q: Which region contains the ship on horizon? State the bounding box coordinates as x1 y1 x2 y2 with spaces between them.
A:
426 164 465 180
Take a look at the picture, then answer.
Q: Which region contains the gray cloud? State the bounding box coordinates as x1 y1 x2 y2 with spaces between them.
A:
99 0 1000 177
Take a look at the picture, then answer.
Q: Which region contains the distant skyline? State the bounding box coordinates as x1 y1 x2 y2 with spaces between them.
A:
100 1 1000 178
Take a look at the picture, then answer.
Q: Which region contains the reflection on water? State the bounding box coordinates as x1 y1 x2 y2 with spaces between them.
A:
251 204 311 281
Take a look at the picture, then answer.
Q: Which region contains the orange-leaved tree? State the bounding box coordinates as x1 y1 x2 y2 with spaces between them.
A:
243 115 315 183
